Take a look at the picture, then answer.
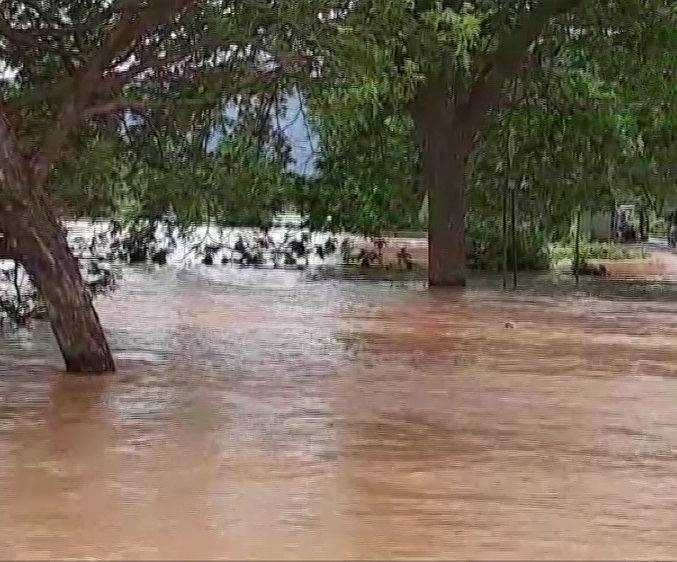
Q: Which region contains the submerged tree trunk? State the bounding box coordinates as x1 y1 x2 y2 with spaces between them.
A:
427 178 466 286
1 200 116 373
414 82 476 287
425 131 471 287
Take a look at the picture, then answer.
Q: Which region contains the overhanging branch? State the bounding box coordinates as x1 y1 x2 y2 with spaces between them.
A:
457 0 585 129
32 0 199 188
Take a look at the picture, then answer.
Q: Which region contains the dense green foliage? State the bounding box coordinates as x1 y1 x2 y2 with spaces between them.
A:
293 1 677 267
3 0 677 258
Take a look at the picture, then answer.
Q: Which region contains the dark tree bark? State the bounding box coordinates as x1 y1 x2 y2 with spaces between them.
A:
1 201 116 373
414 80 473 286
426 152 468 286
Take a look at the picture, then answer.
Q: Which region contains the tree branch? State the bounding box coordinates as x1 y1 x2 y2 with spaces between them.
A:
82 97 219 119
0 103 32 202
32 0 199 189
457 0 585 131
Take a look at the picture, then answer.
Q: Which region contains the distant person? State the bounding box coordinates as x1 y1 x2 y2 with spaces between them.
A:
614 209 628 242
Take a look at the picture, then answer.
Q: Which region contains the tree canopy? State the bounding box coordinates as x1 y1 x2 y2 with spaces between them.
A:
2 0 676 233
295 0 677 240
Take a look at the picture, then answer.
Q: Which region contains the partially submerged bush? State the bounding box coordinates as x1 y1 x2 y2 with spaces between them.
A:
92 215 421 271
465 219 551 271
107 216 340 269
338 237 418 270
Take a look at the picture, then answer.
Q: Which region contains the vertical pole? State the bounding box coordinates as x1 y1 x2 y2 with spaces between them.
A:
506 123 517 289
502 181 508 290
574 207 581 285
511 184 518 289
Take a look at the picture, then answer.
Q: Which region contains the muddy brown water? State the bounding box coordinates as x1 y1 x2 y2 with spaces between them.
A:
2 264 677 559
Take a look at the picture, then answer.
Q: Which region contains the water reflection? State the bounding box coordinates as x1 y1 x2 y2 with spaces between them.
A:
1 265 677 558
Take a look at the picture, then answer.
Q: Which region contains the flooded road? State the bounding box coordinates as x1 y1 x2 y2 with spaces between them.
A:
2 265 677 559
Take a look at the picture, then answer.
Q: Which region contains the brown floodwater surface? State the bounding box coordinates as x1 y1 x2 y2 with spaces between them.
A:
2 265 677 559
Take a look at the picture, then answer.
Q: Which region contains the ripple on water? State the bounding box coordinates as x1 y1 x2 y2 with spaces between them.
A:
1 267 677 558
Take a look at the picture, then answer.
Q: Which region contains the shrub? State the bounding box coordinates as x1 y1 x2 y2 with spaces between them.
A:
465 219 551 271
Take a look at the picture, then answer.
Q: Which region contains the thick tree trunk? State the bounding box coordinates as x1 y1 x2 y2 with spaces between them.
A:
2 204 116 373
414 81 474 287
424 130 471 287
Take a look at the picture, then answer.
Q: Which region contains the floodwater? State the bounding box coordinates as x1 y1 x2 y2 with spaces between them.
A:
2 264 677 560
